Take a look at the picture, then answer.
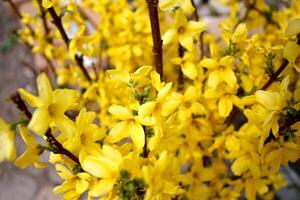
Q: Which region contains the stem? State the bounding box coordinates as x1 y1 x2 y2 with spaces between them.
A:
48 7 92 82
191 0 205 59
146 0 163 78
10 93 32 119
261 58 289 90
178 44 184 90
142 126 149 158
45 131 80 164
11 91 80 165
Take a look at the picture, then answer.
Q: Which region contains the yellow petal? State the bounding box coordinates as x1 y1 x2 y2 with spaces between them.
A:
107 121 130 143
180 0 195 14
255 90 281 110
53 89 78 112
232 23 248 42
207 71 220 89
15 149 39 168
18 126 36 147
218 96 233 117
28 107 51 135
90 179 115 197
81 156 112 178
55 164 74 180
186 21 207 35
200 58 219 69
285 18 300 37
162 28 177 45
159 0 176 11
37 73 53 102
18 88 43 108
157 82 172 102
107 69 130 83
102 145 122 166
221 68 237 88
161 99 181 116
225 135 240 152
76 179 89 194
182 61 198 80
200 168 216 182
109 105 132 120
130 122 145 150
138 101 156 118
231 155 249 176
179 35 194 51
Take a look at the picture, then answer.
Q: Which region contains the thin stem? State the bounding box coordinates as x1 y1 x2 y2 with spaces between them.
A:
261 58 289 90
10 93 32 119
191 0 205 59
142 126 149 158
146 0 163 78
178 44 184 90
45 131 80 164
48 7 92 82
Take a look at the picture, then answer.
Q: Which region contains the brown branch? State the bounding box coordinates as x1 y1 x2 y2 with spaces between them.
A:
146 0 163 78
10 93 32 119
4 0 56 77
178 44 184 90
261 58 289 90
142 126 149 158
45 131 80 164
11 92 80 165
48 7 92 82
191 0 205 59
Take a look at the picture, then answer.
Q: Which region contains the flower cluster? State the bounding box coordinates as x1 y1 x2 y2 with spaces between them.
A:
1 0 300 199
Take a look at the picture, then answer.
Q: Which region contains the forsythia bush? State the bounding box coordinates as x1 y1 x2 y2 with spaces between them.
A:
1 0 300 199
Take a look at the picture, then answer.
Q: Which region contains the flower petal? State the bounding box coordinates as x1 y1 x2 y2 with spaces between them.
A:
28 107 51 135
130 122 145 150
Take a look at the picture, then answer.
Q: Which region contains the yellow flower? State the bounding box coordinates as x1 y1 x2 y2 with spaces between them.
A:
171 52 198 80
162 9 207 51
142 151 184 199
80 145 123 197
18 73 78 135
106 104 146 150
60 108 106 154
15 126 45 168
201 56 237 89
53 164 94 199
0 117 16 162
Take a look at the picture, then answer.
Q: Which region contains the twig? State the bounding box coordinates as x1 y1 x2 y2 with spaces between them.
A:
191 0 205 59
261 58 289 90
45 131 80 164
11 91 80 165
142 126 149 158
146 0 163 78
10 93 32 119
178 44 184 90
48 7 92 82
4 0 56 77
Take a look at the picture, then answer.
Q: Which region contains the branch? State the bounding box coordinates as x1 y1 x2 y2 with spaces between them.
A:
178 44 184 90
48 7 92 82
261 58 289 90
11 91 80 165
146 0 163 78
4 0 56 76
191 0 205 59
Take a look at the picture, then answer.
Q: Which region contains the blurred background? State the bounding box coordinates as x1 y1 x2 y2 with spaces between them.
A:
0 0 300 199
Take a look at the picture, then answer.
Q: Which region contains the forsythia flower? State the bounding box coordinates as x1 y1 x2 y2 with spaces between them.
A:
162 9 207 51
18 73 78 135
